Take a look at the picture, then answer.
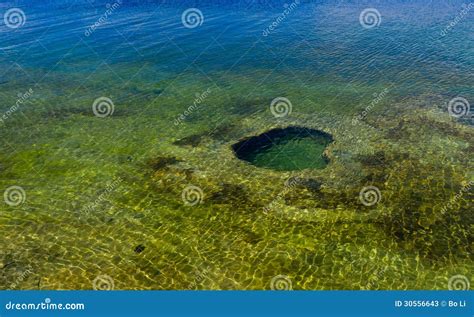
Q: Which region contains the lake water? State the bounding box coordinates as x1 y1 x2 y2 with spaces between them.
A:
0 0 472 290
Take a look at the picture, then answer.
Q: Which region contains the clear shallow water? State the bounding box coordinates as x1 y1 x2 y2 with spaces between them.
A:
0 0 472 290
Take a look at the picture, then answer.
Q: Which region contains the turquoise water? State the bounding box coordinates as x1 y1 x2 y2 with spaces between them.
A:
0 0 472 290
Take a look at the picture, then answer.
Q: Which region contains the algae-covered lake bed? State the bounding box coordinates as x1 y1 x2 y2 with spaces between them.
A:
0 0 472 290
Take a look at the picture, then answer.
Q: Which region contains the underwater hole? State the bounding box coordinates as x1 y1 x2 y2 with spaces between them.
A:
232 126 333 171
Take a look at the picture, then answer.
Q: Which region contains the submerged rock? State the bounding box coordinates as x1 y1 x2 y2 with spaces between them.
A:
173 124 238 147
134 245 146 254
173 134 203 147
147 156 180 171
209 183 250 205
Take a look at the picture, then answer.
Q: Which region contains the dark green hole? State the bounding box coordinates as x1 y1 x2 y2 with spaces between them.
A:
232 126 333 171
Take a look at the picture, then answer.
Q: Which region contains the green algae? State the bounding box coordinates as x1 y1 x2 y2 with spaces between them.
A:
0 68 472 290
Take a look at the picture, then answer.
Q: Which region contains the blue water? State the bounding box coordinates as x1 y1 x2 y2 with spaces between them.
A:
0 1 472 290
2 1 473 98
